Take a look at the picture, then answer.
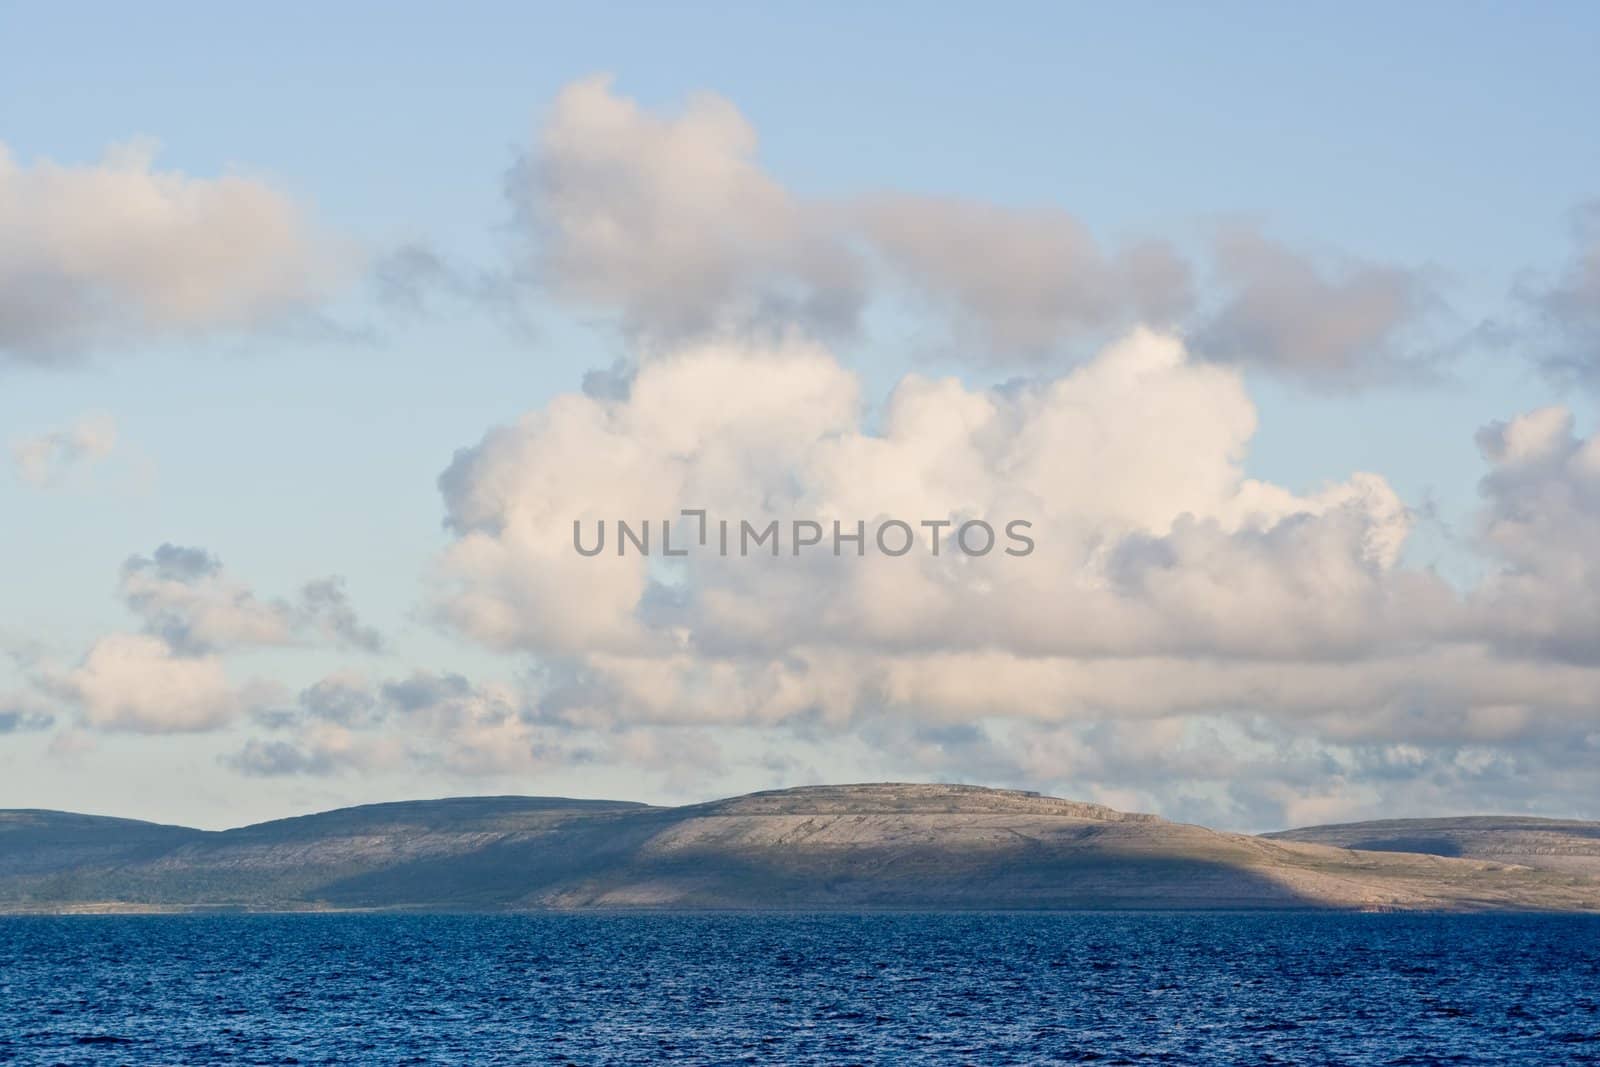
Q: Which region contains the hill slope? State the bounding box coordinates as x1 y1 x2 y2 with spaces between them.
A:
3 785 1599 913
1265 816 1600 876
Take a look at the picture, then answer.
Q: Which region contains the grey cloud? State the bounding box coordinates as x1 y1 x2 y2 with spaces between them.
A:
1121 239 1197 325
380 671 474 714
868 712 1600 832
224 738 352 778
119 544 278 655
0 706 53 734
1469 407 1600 664
221 667 735 784
126 543 221 583
370 242 533 338
298 674 382 728
506 77 1464 384
248 705 302 731
264 669 498 727
514 79 1190 360
300 578 385 654
856 717 1022 786
1192 226 1441 382
580 359 635 403
0 274 110 366
860 194 1194 360
1514 200 1600 385
373 243 463 314
119 544 384 656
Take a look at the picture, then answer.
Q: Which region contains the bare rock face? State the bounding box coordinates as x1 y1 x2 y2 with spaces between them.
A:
690 783 1157 821
3 785 1599 913
1265 817 1600 876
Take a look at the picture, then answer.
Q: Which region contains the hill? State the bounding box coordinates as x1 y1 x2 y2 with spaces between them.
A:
3 784 1599 913
1264 816 1600 876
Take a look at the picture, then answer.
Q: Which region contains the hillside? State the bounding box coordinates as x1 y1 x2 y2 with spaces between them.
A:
1265 816 1600 876
3 785 1599 913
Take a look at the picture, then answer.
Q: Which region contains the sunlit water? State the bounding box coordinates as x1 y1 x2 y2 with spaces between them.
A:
2 913 1598 1065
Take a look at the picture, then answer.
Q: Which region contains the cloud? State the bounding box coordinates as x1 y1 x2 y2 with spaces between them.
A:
371 243 470 314
369 242 532 336
10 414 117 487
437 333 865 655
245 669 540 776
2 547 383 737
224 667 739 789
417 324 1600 827
438 329 1433 671
511 74 862 343
120 543 383 654
378 670 583 776
859 195 1193 358
433 329 1466 728
224 669 587 779
1469 405 1600 663
44 632 270 734
1514 200 1600 384
0 691 54 734
0 139 347 364
507 76 1440 382
224 730 374 778
297 671 383 727
1193 225 1441 381
298 578 386 654
891 713 1600 830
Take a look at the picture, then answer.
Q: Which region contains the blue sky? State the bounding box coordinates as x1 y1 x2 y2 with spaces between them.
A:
3 3 1600 829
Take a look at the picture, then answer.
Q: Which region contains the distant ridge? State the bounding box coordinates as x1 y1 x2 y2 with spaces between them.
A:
3 784 1599 914
1266 815 1600 877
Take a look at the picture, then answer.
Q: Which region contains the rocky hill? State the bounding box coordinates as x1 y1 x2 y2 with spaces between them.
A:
1265 815 1600 876
3 784 1598 913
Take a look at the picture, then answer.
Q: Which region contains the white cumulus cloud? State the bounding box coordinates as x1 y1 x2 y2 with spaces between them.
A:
434 328 1443 734
47 632 268 734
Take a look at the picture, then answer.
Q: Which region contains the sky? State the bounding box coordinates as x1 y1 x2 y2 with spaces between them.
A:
3 2 1600 831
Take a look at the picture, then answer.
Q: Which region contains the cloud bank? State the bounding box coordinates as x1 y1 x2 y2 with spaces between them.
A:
509 77 1442 380
405 322 1600 822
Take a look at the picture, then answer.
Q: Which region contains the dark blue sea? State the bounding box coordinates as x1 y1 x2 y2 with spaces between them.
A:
2 913 1598 1065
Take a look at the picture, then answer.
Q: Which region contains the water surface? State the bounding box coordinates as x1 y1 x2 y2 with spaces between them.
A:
2 913 1598 1064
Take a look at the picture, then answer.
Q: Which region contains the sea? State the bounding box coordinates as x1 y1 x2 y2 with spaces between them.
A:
2 912 1598 1065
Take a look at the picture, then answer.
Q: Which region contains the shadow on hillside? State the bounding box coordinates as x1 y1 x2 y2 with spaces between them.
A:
1347 836 1464 858
310 832 1324 912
